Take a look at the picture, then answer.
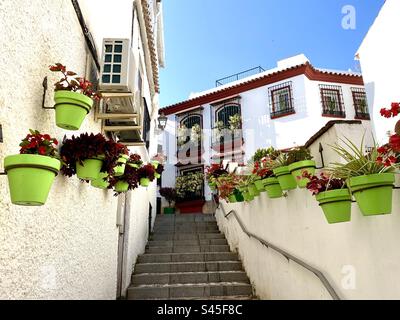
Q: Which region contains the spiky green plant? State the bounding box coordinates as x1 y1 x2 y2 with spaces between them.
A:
328 136 395 179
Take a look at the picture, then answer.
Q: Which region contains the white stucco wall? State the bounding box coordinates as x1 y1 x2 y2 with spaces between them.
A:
215 123 400 300
357 0 400 144
0 0 160 299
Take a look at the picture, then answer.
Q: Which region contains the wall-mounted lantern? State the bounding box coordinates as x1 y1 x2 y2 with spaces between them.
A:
157 113 168 131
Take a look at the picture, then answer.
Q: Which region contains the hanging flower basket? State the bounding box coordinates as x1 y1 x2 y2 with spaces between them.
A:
114 180 129 193
113 154 129 177
54 91 93 131
264 177 283 199
273 166 297 190
140 177 151 187
288 160 316 188
348 173 395 216
76 156 104 181
91 172 110 189
316 189 352 224
4 154 61 206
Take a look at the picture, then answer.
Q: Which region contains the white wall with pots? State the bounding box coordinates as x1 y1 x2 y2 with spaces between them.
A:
0 0 162 299
215 122 400 300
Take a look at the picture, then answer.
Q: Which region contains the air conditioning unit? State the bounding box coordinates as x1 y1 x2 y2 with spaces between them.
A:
100 38 135 91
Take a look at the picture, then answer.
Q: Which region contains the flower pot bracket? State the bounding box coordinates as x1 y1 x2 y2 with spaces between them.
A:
41 77 55 110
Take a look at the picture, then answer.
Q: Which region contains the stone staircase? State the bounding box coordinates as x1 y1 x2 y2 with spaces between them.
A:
127 214 254 300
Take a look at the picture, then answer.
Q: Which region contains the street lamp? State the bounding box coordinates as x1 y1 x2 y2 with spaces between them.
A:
158 113 168 130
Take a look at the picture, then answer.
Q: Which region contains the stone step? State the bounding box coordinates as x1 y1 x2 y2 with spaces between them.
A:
147 239 228 247
138 252 238 264
150 233 225 241
131 271 250 286
134 261 244 274
152 227 220 234
153 221 218 228
145 245 231 254
156 215 216 222
127 282 253 300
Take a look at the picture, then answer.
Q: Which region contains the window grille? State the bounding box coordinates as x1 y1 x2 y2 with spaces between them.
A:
320 84 345 117
268 82 295 118
351 87 370 120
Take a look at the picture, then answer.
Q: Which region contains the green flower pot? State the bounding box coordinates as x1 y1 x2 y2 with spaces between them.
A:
140 178 150 187
164 207 175 214
228 194 237 203
113 155 129 177
242 191 254 202
91 172 109 189
254 179 266 192
288 160 316 188
76 157 104 181
155 173 161 179
128 163 140 169
273 166 297 190
264 177 283 198
54 90 93 131
114 181 129 193
349 173 395 216
248 184 259 197
235 192 245 203
151 160 159 169
316 189 352 224
4 154 61 206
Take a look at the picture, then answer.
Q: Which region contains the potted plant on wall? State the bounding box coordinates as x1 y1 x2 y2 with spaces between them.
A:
330 137 396 216
216 173 244 203
109 162 140 194
287 147 316 188
272 152 298 191
159 187 177 214
49 63 102 131
60 133 107 181
91 141 129 189
4 130 61 206
138 164 156 187
206 163 229 191
304 171 351 224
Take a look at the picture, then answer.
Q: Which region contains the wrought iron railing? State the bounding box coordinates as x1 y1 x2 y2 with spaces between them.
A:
216 66 265 87
213 198 341 300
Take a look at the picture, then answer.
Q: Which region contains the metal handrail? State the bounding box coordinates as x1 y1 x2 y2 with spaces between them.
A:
214 199 341 300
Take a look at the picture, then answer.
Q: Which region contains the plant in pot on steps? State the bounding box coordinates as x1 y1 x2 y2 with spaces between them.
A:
304 171 351 224
287 146 316 188
206 163 229 191
49 63 102 131
91 140 129 189
329 137 397 216
4 130 61 206
216 173 244 203
252 159 283 199
272 152 298 191
60 132 107 181
159 187 177 214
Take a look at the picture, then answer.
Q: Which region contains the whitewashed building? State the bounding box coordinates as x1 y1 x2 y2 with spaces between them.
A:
356 0 400 144
0 0 164 299
159 54 372 205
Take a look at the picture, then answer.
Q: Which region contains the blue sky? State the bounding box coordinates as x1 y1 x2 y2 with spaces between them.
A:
159 0 385 107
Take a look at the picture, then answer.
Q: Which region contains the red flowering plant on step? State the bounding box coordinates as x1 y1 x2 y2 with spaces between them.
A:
205 163 229 186
252 157 275 179
19 129 59 158
303 171 346 196
49 63 101 101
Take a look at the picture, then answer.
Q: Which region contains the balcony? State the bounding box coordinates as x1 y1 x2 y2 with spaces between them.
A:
215 66 265 87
